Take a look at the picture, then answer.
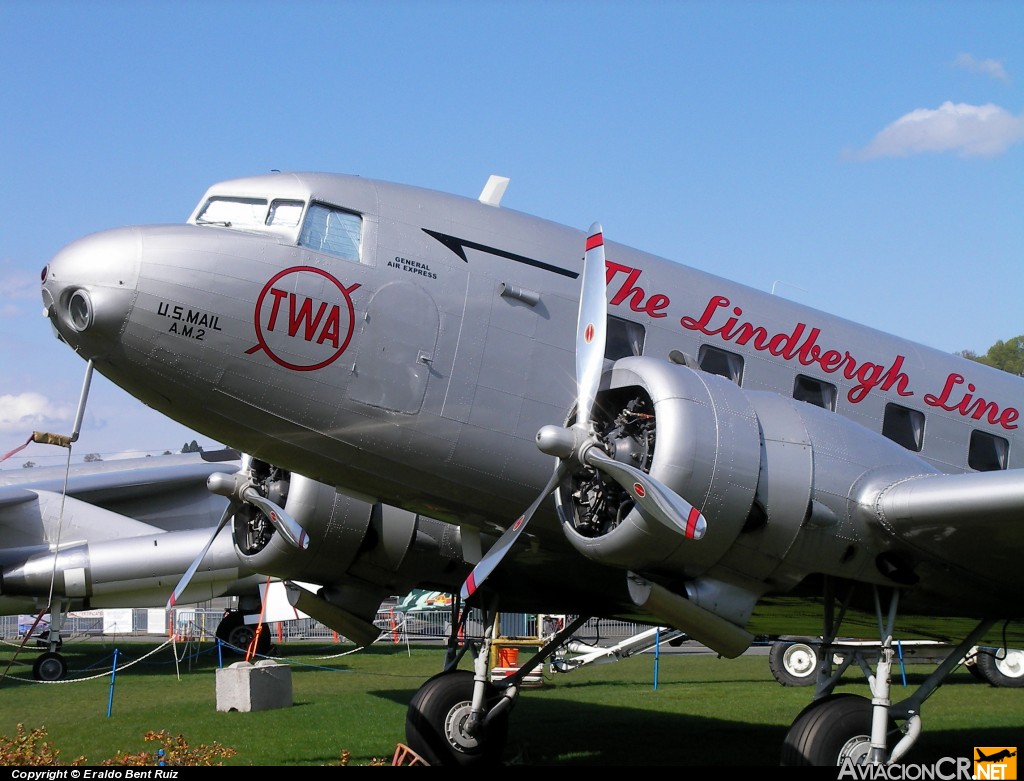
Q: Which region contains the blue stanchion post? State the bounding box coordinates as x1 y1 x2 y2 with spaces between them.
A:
217 638 223 668
653 627 661 690
106 648 120 717
898 639 907 687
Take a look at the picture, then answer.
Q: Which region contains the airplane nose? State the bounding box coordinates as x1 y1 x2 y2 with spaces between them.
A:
41 227 141 358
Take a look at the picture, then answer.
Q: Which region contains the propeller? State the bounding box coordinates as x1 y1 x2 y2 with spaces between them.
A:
166 460 308 609
460 223 706 602
167 502 234 608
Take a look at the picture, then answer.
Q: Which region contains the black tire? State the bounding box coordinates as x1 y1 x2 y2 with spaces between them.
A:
32 652 67 682
405 670 509 767
975 647 1024 688
769 640 819 687
781 693 899 766
216 611 271 656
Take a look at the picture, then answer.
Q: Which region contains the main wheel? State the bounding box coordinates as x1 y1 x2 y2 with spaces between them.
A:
769 640 819 686
216 611 271 656
975 647 1024 688
32 651 67 682
781 693 900 766
405 670 509 767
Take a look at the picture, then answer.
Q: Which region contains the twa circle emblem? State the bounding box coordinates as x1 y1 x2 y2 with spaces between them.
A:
584 323 595 343
633 482 646 498
246 266 361 372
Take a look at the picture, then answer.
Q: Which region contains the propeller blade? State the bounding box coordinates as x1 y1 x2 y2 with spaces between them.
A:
240 486 309 549
584 447 707 540
575 223 608 429
166 503 235 609
461 463 567 601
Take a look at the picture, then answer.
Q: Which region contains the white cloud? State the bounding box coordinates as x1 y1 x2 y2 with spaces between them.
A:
852 102 1024 159
953 53 1009 83
0 392 75 433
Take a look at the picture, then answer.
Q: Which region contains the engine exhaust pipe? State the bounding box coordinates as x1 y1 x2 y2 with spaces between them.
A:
284 581 382 648
626 572 753 658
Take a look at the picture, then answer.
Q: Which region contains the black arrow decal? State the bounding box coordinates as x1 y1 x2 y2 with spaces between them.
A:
423 229 579 279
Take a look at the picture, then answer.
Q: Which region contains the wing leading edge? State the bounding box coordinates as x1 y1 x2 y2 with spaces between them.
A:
863 468 1024 614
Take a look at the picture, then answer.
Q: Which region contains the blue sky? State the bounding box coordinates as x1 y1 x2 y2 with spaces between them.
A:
1 0 1022 468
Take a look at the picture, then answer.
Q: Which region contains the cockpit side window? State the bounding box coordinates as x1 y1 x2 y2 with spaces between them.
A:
267 199 304 227
299 203 362 261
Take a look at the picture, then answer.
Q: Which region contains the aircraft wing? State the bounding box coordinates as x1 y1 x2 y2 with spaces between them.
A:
0 449 241 532
867 468 1024 599
0 450 253 614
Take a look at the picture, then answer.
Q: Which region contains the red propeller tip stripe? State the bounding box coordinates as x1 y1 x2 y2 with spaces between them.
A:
686 506 704 539
585 232 603 251
465 572 477 598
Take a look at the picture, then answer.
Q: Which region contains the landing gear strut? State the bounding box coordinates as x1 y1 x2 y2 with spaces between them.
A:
781 582 995 766
404 599 589 766
26 604 69 681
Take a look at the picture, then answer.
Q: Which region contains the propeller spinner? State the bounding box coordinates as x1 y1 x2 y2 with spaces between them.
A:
460 224 707 602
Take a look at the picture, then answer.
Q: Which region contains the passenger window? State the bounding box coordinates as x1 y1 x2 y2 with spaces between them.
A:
968 430 1008 471
882 403 925 452
607 315 645 360
299 203 362 261
698 345 743 384
793 375 837 411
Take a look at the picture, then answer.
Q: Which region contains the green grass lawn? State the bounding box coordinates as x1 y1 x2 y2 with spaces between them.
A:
0 638 1020 766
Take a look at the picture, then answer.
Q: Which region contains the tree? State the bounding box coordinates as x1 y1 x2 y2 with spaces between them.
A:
181 440 203 454
960 335 1024 376
83 453 103 462
22 461 36 468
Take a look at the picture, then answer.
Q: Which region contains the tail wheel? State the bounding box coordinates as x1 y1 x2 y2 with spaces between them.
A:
769 640 819 687
975 647 1024 688
781 693 900 766
405 670 508 767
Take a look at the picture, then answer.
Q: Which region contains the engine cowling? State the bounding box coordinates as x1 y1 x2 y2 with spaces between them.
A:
229 466 472 623
555 355 943 601
555 356 762 576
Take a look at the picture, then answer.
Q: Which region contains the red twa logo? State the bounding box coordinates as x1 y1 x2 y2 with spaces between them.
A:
247 266 361 371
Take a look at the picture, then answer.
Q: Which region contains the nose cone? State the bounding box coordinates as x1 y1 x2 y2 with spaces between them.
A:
41 227 141 359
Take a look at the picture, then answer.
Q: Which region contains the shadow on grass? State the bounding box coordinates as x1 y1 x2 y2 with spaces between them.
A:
2 642 1016 767
372 685 1022 766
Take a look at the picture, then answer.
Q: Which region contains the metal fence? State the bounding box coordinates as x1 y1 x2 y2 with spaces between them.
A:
0 605 651 648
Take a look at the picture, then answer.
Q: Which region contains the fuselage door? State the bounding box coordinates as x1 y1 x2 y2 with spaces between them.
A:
347 281 438 413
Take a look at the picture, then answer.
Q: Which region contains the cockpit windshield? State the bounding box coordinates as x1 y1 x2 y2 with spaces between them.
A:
193 194 362 262
195 197 305 231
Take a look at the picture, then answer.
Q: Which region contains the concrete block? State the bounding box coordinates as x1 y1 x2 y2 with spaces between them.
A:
215 659 293 712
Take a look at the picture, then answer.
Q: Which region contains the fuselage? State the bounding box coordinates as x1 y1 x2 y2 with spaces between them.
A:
39 172 1024 634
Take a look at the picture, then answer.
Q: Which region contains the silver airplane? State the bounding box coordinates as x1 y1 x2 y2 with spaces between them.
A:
0 446 476 679
38 171 1023 766
0 449 268 679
